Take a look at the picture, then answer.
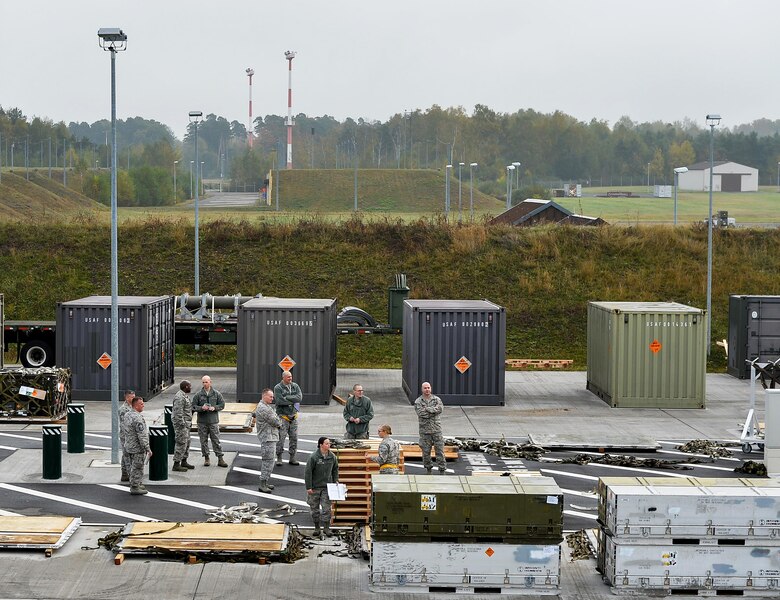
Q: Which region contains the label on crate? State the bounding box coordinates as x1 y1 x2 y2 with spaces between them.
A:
420 494 437 511
546 496 559 504
19 386 46 400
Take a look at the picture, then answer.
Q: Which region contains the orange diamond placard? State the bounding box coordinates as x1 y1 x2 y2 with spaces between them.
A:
278 355 296 371
485 547 495 557
454 356 472 374
649 340 662 354
97 352 113 369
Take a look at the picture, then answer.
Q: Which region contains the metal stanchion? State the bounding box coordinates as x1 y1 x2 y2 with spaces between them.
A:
42 424 62 480
67 403 85 453
164 404 175 454
148 425 168 481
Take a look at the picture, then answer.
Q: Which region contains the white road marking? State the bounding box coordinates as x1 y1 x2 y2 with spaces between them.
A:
0 509 22 516
656 448 740 462
540 469 599 482
100 484 216 510
234 465 305 484
0 482 155 522
0 432 108 451
564 509 598 521
560 488 598 499
0 444 18 451
214 485 309 507
568 463 691 478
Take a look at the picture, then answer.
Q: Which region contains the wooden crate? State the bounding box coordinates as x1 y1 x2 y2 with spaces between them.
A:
505 358 573 369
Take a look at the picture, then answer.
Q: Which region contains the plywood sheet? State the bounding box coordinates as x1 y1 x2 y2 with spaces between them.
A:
0 516 81 549
118 522 288 554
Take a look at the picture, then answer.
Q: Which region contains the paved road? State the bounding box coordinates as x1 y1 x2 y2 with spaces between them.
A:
184 191 261 208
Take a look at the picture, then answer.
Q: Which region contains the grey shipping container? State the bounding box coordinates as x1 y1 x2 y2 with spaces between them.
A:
728 295 780 379
587 302 706 408
56 296 175 401
402 300 505 406
236 298 337 404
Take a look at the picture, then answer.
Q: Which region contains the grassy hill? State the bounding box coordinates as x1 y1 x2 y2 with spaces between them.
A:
1 217 779 370
0 171 104 220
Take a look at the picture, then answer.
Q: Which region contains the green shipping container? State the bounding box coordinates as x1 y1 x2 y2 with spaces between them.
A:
371 474 563 543
586 302 706 408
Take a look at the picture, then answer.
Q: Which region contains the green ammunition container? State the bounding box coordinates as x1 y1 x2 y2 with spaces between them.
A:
371 474 563 543
587 302 707 408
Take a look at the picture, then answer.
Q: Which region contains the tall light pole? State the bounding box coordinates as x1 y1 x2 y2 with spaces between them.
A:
173 160 178 202
506 165 515 209
98 27 127 465
469 162 478 221
705 114 721 357
776 161 779 192
445 164 452 217
647 162 651 189
512 161 522 190
189 160 194 200
673 166 688 226
284 50 296 169
246 68 254 148
458 162 465 222
189 111 203 297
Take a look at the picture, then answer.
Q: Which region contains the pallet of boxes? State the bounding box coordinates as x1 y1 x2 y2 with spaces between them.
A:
598 476 780 596
369 474 564 594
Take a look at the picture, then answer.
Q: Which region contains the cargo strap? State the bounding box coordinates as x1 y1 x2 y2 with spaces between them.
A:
380 464 399 470
281 414 298 422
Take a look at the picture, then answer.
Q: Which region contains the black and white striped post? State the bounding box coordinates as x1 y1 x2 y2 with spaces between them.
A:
42 424 62 480
148 425 168 481
163 404 175 455
67 403 85 453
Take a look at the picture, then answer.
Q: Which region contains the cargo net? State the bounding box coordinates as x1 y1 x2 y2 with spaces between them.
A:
0 367 71 419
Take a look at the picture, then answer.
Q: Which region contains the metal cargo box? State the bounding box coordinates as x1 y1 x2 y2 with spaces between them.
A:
602 480 780 539
236 298 337 405
370 540 561 593
728 295 780 379
602 533 780 592
372 474 562 542
402 300 505 406
586 302 706 408
56 296 175 401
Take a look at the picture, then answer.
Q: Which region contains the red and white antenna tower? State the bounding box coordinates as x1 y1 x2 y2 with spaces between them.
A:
246 67 254 148
284 50 296 169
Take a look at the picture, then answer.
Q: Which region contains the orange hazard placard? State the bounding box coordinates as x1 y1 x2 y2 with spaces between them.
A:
97 353 113 369
649 340 662 354
454 356 472 373
278 355 296 371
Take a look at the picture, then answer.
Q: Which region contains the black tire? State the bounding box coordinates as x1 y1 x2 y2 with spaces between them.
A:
20 341 53 368
742 443 752 454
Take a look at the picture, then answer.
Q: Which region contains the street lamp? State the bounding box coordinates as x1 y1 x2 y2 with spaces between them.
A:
705 113 721 356
512 161 522 190
246 67 254 148
776 161 779 192
506 165 515 209
647 162 651 189
190 160 194 200
469 162 478 221
458 162 465 222
97 26 127 465
189 110 203 297
673 167 688 226
445 164 452 217
173 160 178 202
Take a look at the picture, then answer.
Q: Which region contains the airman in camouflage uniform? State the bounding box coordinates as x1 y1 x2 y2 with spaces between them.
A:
118 390 135 482
255 388 283 493
121 396 152 495
274 371 302 466
414 382 446 474
171 380 194 472
192 375 227 468
343 383 374 439
371 424 401 474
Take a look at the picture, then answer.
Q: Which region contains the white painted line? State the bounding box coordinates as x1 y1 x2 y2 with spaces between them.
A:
657 439 741 446
540 469 599 482
214 485 309 507
677 463 736 472
564 509 598 521
0 444 18 451
656 449 740 462
0 509 22 516
234 465 305 484
572 463 691 479
100 484 218 510
0 432 108 450
560 488 597 499
0 483 156 522
573 449 740 471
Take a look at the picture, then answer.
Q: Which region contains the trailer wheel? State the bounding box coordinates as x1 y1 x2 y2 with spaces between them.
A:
21 341 53 368
742 442 752 454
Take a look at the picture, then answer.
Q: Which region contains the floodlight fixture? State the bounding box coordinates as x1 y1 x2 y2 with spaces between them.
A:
189 111 203 121
97 28 127 51
673 167 688 174
706 114 721 126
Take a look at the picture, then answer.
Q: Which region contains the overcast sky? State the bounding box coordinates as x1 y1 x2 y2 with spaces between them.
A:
2 0 776 139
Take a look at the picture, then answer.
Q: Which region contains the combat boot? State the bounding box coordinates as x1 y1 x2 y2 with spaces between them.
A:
217 457 228 468
258 480 273 493
425 467 432 475
312 521 321 539
181 459 195 470
130 486 148 496
323 525 332 537
120 470 130 482
204 455 210 466
275 457 283 466
288 454 300 466
172 461 188 472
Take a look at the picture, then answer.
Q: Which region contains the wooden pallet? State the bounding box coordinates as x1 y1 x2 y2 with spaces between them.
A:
0 516 81 553
398 443 459 461
223 403 256 413
505 359 573 369
331 447 405 524
189 412 254 432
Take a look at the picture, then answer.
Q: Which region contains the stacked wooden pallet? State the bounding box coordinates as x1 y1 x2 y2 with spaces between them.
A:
331 447 404 524
505 358 573 369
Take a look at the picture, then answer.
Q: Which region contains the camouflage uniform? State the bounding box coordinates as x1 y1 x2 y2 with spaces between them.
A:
118 401 132 479
255 401 283 484
414 393 446 472
274 381 302 462
304 448 339 527
121 410 150 490
371 436 401 474
192 386 224 459
172 389 193 463
343 395 374 439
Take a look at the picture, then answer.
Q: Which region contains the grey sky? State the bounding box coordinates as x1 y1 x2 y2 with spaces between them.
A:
2 0 775 139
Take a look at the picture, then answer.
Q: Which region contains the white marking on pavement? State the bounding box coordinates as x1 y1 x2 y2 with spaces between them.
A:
234 462 305 484
0 444 18 451
677 463 736 472
656 449 740 462
540 469 599 482
0 483 156 522
214 485 309 507
0 432 108 450
0 509 22 516
564 509 598 521
100 484 218 510
560 488 597 499
570 463 691 478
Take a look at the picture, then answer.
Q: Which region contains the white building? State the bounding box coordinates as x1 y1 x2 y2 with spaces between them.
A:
677 160 758 192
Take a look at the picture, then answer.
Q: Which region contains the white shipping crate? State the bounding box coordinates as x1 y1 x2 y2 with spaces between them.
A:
653 185 672 198
603 535 780 592
370 540 560 593
604 482 780 538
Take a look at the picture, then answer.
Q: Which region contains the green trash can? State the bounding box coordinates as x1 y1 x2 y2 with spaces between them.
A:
148 425 168 481
42 424 62 480
388 274 410 330
67 403 85 454
164 404 175 454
